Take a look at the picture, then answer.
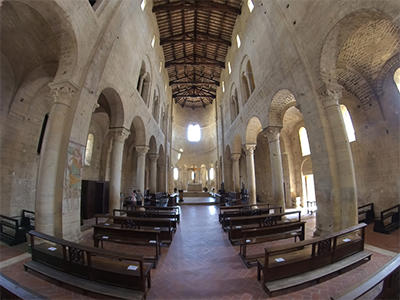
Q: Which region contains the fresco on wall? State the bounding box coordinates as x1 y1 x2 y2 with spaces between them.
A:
65 141 84 205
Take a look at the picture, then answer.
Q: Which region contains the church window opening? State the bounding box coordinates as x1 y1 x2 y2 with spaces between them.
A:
228 61 232 74
140 0 146 11
188 124 201 142
173 167 179 180
340 105 356 142
151 35 155 48
236 34 241 48
247 0 254 12
209 168 215 180
299 127 311 156
302 174 316 206
191 171 195 181
85 133 94 166
394 68 400 94
37 114 49 155
222 81 225 92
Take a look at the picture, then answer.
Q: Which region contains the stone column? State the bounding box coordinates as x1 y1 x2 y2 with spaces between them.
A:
35 82 77 237
321 84 357 231
231 153 241 192
244 144 257 205
135 146 149 202
109 128 130 215
263 126 285 211
244 71 254 93
148 153 159 193
138 72 148 96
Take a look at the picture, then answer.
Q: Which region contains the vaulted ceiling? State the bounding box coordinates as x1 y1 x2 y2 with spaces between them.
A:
152 0 243 109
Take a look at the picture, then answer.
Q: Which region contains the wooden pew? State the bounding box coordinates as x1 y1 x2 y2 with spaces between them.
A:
0 214 27 246
256 223 371 296
331 253 400 300
227 211 302 244
239 221 306 268
95 214 174 245
0 272 44 300
20 209 35 231
373 204 399 234
125 205 181 223
218 203 270 221
220 206 282 230
358 203 375 224
113 209 179 230
92 225 161 268
25 230 151 300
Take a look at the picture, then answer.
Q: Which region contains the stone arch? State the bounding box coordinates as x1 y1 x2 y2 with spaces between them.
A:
245 117 262 144
319 8 394 87
100 88 125 128
131 116 147 146
239 55 255 105
229 84 239 123
137 56 152 105
148 135 157 154
376 54 400 96
268 89 297 127
232 134 242 154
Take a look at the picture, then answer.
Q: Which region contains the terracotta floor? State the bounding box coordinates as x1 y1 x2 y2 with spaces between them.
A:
1 202 399 300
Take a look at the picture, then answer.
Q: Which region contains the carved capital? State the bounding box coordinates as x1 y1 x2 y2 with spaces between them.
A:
110 127 130 143
92 102 100 113
318 83 343 109
244 144 256 156
50 85 76 107
148 153 159 162
262 126 283 142
231 153 241 161
135 145 149 156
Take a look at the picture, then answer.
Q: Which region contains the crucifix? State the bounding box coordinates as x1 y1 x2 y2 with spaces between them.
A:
187 165 201 183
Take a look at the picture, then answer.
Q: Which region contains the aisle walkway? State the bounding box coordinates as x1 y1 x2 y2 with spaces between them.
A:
0 205 399 299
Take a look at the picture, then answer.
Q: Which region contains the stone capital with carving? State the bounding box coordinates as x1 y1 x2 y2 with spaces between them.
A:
318 83 343 109
148 153 159 162
244 144 257 156
262 126 283 142
135 145 149 156
110 127 130 143
231 153 241 161
49 85 76 107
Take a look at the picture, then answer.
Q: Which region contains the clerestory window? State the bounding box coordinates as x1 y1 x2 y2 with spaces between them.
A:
85 133 94 166
188 124 201 142
299 127 311 156
340 105 356 142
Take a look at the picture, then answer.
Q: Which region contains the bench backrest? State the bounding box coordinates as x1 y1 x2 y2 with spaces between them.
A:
96 215 172 230
242 221 306 240
93 225 160 242
28 230 147 292
380 204 399 219
113 209 177 218
263 223 367 282
222 206 282 219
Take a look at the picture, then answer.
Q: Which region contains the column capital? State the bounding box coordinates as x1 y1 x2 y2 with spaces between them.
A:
231 153 241 161
262 125 283 142
244 143 257 156
110 127 130 143
318 83 343 109
135 145 149 155
148 153 159 162
49 84 77 107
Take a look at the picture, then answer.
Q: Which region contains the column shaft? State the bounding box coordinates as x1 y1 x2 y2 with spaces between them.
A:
245 144 257 205
136 146 149 204
231 154 241 192
149 154 159 193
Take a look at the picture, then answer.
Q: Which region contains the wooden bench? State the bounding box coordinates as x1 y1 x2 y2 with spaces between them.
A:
95 214 174 245
218 203 270 221
331 253 400 300
20 209 35 231
239 221 306 268
220 206 282 230
0 214 27 246
0 273 46 300
92 225 161 268
256 223 371 296
125 205 181 223
358 203 375 224
227 211 302 244
373 204 399 234
114 209 179 225
25 230 151 300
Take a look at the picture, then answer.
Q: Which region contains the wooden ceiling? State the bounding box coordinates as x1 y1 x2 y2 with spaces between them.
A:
152 0 243 109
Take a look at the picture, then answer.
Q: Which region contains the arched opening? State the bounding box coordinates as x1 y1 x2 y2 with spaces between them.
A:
84 133 94 166
299 127 311 156
340 104 356 142
394 68 400 93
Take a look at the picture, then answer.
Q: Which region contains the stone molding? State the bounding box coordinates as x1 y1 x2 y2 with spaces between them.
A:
148 153 159 162
318 83 343 109
135 145 150 155
244 144 256 156
110 127 130 143
50 85 77 107
262 126 283 142
231 153 241 161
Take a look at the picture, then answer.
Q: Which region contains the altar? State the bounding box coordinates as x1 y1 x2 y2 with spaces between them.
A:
187 183 203 192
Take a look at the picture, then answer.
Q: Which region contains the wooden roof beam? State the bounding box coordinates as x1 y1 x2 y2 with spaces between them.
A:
153 1 241 15
166 61 225 68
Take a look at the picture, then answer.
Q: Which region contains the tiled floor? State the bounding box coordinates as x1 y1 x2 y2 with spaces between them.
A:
1 202 399 300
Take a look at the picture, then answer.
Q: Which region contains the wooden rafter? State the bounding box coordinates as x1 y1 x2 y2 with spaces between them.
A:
152 1 241 15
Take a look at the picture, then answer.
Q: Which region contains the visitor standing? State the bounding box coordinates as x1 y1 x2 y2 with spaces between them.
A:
136 189 143 206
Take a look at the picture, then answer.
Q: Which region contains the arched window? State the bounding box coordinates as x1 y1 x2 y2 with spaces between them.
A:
209 168 215 180
340 105 356 142
187 124 201 142
299 127 311 156
85 133 94 166
394 68 400 93
173 167 179 180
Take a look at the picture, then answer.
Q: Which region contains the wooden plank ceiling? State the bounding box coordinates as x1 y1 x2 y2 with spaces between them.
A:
152 0 243 109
